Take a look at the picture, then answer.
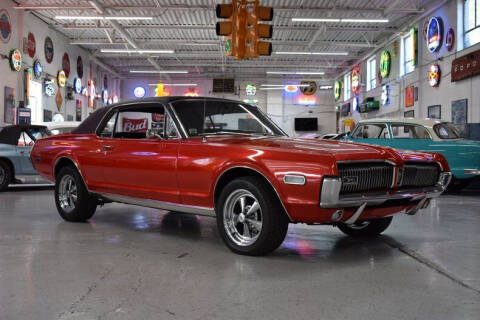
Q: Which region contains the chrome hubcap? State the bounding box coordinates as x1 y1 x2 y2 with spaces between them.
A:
223 189 263 247
58 175 78 213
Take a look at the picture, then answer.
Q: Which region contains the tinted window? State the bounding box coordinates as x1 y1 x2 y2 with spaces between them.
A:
391 124 431 139
434 123 460 139
352 124 389 139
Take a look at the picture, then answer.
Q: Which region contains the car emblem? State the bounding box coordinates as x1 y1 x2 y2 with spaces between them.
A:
342 176 358 185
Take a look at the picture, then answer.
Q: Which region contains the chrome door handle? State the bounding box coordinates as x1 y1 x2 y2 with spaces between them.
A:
102 145 115 151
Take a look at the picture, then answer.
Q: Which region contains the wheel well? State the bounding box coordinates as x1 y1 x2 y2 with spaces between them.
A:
0 157 15 181
54 157 77 178
214 167 290 220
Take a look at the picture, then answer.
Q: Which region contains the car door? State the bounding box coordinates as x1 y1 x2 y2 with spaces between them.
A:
96 104 180 203
349 123 391 147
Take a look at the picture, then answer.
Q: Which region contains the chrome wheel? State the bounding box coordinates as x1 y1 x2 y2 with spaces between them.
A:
58 174 78 213
223 189 263 247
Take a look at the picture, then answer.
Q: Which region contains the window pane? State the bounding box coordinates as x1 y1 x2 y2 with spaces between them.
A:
465 27 480 47
465 0 476 31
352 124 387 139
391 125 430 139
99 112 117 137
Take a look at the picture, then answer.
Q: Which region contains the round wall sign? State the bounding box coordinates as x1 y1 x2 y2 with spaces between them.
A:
351 67 360 93
27 32 36 58
74 78 82 94
33 60 43 78
445 28 455 52
44 79 55 97
44 36 54 63
77 56 83 78
334 81 341 100
134 86 146 98
427 17 443 53
0 9 12 43
102 89 109 104
428 64 441 87
57 70 66 88
9 49 22 72
62 53 71 78
380 50 391 78
300 81 317 95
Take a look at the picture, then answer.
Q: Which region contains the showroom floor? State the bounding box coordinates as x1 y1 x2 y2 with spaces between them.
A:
1 187 479 320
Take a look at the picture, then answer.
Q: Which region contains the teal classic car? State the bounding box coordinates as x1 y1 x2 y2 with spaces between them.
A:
0 125 52 191
345 118 480 191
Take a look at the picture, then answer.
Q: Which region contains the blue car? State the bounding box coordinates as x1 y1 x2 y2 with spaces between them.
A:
344 118 480 191
0 125 52 191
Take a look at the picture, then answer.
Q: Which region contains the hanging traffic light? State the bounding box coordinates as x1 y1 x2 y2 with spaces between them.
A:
245 1 273 58
216 1 246 59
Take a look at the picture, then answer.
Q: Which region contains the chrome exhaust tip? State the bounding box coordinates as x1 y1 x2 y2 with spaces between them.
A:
331 210 344 222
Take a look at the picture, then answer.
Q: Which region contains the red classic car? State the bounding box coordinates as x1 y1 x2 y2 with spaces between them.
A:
31 97 452 255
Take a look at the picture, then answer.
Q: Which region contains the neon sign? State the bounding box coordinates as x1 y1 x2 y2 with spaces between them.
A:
44 79 55 97
74 78 82 94
427 17 443 53
133 86 146 98
445 28 455 52
334 81 341 100
428 64 441 87
297 96 317 106
284 85 299 93
102 89 109 104
57 70 66 88
88 80 95 108
380 50 391 78
351 67 360 94
33 60 42 78
184 89 199 97
246 84 256 96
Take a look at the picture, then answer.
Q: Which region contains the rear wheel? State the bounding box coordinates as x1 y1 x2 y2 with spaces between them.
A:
0 160 12 191
216 176 289 256
337 216 393 238
55 166 97 222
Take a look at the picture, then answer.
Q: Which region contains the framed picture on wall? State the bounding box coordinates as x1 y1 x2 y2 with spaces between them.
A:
405 86 414 107
43 109 52 122
428 105 441 119
4 86 16 124
404 110 414 118
452 99 468 137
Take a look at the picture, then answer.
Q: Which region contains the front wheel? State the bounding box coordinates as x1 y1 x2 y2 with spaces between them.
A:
0 160 12 191
337 216 393 238
55 166 97 222
216 176 289 256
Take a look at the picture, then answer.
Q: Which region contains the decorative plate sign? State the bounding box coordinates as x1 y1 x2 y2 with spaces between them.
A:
73 77 82 94
334 81 341 100
427 17 443 53
445 28 455 52
62 53 70 78
300 81 317 95
33 60 43 78
380 50 391 78
133 86 146 98
44 36 54 63
57 70 66 88
246 84 256 96
44 79 55 97
351 67 360 94
9 49 22 72
27 32 36 58
428 64 441 87
0 9 12 43
102 89 109 104
77 56 83 78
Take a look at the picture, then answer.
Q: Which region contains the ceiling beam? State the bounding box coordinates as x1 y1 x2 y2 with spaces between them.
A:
90 56 122 77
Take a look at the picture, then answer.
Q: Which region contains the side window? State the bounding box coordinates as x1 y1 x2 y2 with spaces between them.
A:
17 132 34 146
352 124 388 139
98 112 117 137
165 113 179 139
391 124 431 139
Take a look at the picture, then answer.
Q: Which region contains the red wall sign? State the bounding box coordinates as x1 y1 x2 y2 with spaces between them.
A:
27 32 36 58
405 86 414 107
451 48 480 82
62 53 70 78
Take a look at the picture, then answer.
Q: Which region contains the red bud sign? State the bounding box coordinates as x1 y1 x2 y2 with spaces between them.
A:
122 118 148 133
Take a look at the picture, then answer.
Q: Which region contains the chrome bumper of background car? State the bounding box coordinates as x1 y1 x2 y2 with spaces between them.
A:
464 169 480 175
320 172 452 209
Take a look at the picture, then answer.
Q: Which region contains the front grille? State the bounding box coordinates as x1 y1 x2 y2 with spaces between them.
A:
338 162 394 194
402 162 440 187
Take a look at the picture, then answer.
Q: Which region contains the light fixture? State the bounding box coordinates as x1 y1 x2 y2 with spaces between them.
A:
319 85 333 89
275 51 348 56
129 70 189 74
101 49 174 54
266 71 325 75
261 84 310 87
292 18 389 23
148 83 197 86
55 15 153 20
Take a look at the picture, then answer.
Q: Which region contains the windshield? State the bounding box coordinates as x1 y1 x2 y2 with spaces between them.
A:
171 99 286 137
433 123 460 139
27 127 52 140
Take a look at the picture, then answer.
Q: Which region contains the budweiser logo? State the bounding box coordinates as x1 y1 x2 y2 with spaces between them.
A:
122 118 148 132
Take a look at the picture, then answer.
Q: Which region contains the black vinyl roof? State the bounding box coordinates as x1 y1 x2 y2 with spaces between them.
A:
0 125 47 145
72 96 250 134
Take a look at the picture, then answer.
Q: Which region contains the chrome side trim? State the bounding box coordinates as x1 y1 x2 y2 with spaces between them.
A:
464 169 480 175
336 159 396 166
54 157 90 192
97 192 216 217
13 175 53 185
214 166 293 222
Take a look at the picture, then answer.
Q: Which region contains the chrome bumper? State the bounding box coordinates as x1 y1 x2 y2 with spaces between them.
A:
464 169 480 175
320 172 452 209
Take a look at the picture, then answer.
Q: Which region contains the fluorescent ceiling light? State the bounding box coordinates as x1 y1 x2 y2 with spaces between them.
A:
275 51 348 56
261 84 310 87
55 15 153 20
101 49 174 54
130 70 189 74
148 83 197 86
319 85 333 89
266 71 325 75
292 18 389 23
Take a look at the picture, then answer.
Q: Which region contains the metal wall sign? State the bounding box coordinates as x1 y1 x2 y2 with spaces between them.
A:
33 60 42 78
427 17 443 53
57 70 66 88
44 79 55 97
428 64 441 87
451 48 480 82
9 49 22 72
62 53 70 77
334 81 341 100
300 81 317 95
445 28 455 52
27 32 36 58
44 36 54 63
380 50 391 78
74 77 82 94
77 56 83 78
0 9 12 43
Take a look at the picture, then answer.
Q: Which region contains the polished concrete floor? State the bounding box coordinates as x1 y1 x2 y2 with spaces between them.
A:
1 187 479 320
